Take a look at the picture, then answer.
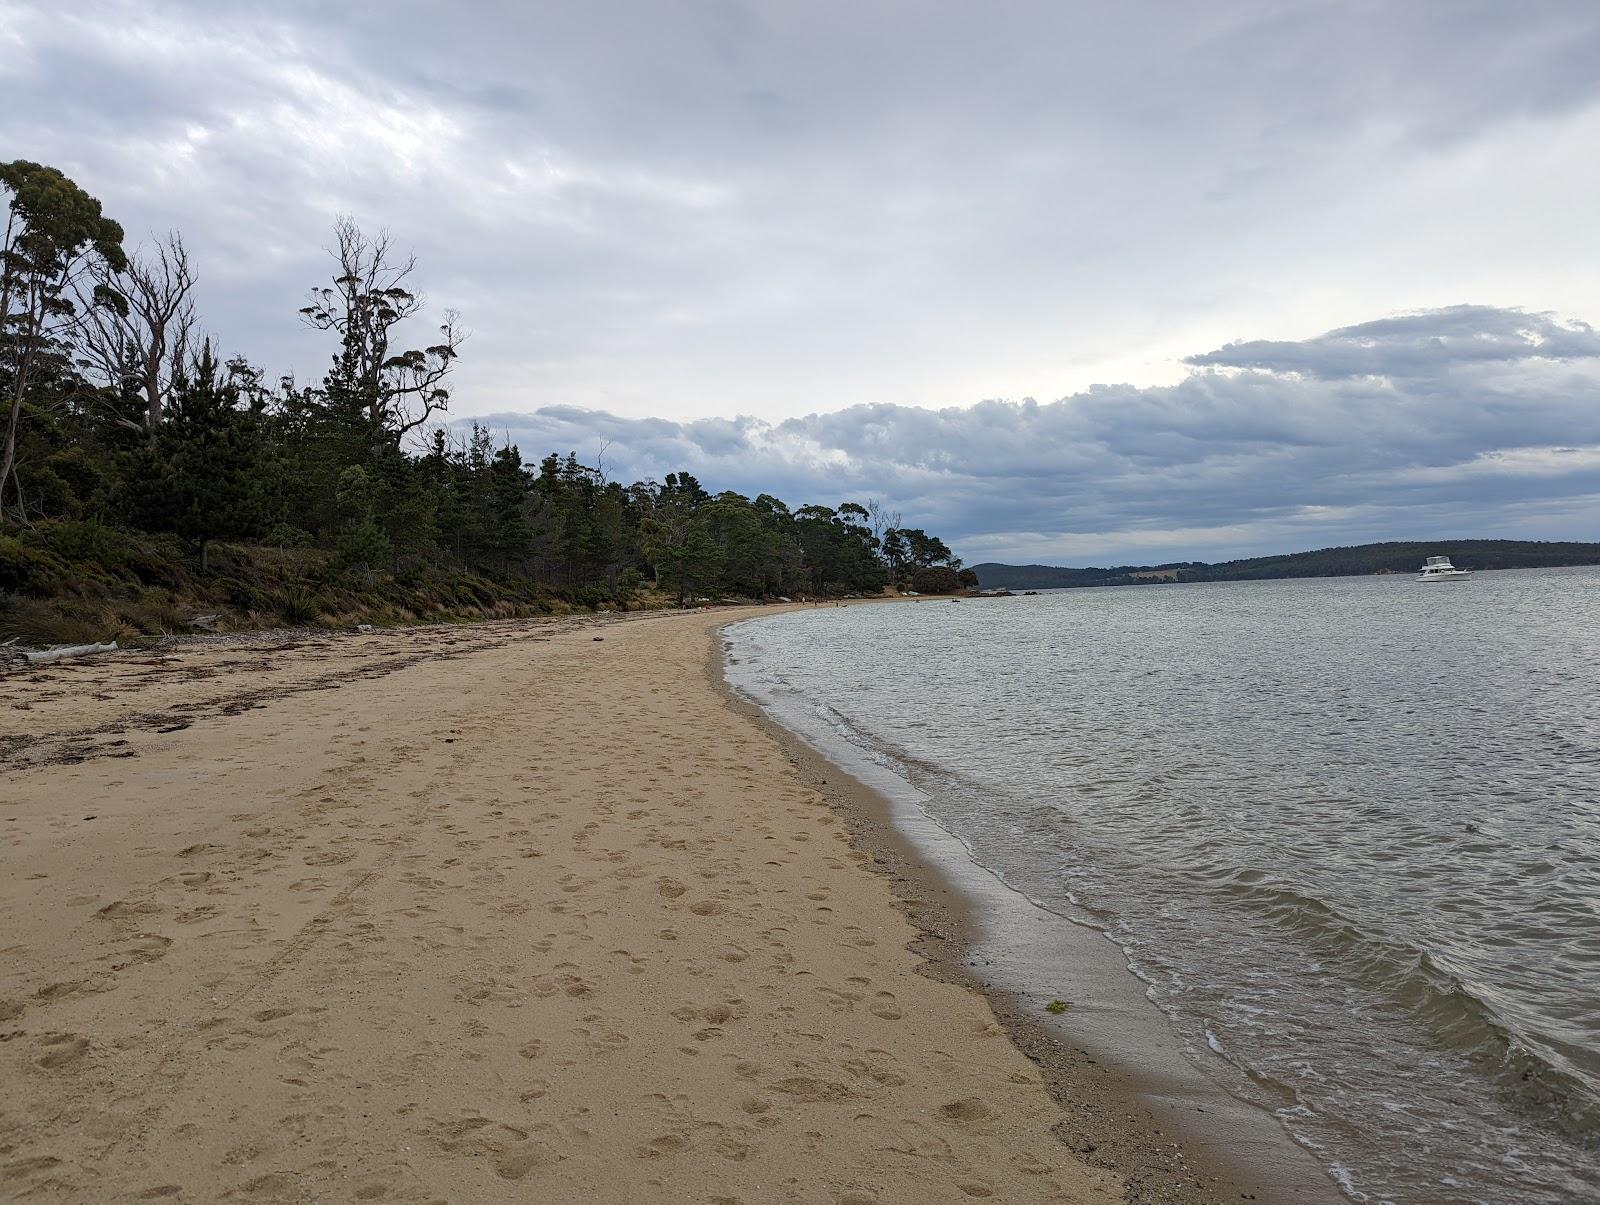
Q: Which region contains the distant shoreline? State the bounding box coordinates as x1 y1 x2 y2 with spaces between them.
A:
973 539 1600 591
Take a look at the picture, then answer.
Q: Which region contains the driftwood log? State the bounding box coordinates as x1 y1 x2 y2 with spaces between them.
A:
23 641 119 665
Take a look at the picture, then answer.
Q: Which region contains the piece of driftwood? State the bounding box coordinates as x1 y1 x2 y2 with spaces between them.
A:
24 641 119 664
191 613 220 631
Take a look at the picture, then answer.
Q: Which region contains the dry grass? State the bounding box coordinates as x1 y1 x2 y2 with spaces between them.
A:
1 525 679 648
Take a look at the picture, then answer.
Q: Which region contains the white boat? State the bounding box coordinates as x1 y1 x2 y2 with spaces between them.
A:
1418 555 1470 581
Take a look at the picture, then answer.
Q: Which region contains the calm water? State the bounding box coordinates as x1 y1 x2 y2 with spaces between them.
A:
725 569 1600 1203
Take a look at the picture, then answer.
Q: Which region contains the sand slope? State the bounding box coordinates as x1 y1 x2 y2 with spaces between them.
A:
1 610 1120 1203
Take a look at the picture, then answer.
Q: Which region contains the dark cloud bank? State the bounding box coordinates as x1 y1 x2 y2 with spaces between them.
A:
461 305 1600 565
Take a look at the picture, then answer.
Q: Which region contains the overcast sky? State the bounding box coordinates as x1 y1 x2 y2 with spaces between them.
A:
7 0 1599 563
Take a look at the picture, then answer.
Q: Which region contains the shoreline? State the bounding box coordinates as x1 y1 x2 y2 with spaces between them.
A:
718 607 1345 1204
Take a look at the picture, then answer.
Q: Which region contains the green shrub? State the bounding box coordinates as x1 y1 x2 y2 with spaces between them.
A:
221 577 265 610
120 534 191 589
267 523 313 548
111 590 192 635
335 520 393 572
0 536 65 594
394 560 430 587
43 519 128 571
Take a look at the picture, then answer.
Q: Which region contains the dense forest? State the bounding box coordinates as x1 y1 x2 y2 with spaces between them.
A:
972 539 1600 590
0 162 970 645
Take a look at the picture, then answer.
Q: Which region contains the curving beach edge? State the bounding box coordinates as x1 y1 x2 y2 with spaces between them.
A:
5 605 1310 1202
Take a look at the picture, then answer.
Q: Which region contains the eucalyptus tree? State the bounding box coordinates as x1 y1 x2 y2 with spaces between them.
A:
299 216 463 456
0 161 125 521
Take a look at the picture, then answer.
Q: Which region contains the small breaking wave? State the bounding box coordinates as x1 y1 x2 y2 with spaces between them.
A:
1210 873 1600 1137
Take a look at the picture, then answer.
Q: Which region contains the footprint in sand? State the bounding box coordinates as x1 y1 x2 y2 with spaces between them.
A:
768 1075 856 1103
575 1022 629 1055
34 979 95 1004
302 850 354 866
108 933 173 970
421 1117 560 1181
938 1097 998 1133
637 1131 690 1159
96 899 162 920
35 1033 90 1069
844 1057 907 1087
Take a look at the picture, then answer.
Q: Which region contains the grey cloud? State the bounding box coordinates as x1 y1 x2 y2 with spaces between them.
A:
460 306 1600 564
1187 306 1600 378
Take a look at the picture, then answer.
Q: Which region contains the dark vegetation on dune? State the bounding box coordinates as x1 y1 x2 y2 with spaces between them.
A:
972 539 1600 591
0 162 968 645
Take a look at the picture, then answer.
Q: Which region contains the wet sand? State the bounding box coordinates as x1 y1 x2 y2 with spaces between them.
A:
2 608 1122 1203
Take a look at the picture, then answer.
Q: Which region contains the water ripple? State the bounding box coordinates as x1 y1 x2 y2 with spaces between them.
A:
729 567 1600 1202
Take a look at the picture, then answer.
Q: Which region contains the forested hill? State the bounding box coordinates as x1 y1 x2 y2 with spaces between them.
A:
0 162 968 646
972 540 1600 590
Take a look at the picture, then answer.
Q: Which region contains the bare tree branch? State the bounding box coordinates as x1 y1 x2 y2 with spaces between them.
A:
74 231 198 441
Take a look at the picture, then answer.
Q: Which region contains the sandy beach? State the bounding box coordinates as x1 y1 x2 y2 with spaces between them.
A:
2 607 1130 1203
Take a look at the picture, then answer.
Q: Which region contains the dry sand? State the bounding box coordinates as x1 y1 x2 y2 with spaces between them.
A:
1 608 1123 1203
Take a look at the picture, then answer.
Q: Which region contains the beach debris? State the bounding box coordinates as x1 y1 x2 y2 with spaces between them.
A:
1045 999 1070 1015
190 613 220 631
593 636 604 641
355 623 375 633
23 641 119 665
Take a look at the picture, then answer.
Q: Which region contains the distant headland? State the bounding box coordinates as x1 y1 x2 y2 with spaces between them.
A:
971 539 1600 591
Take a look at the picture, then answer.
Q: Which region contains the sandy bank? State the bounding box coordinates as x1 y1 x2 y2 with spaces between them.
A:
1 608 1120 1203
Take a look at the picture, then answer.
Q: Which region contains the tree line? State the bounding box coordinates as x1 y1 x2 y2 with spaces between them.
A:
0 161 971 629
